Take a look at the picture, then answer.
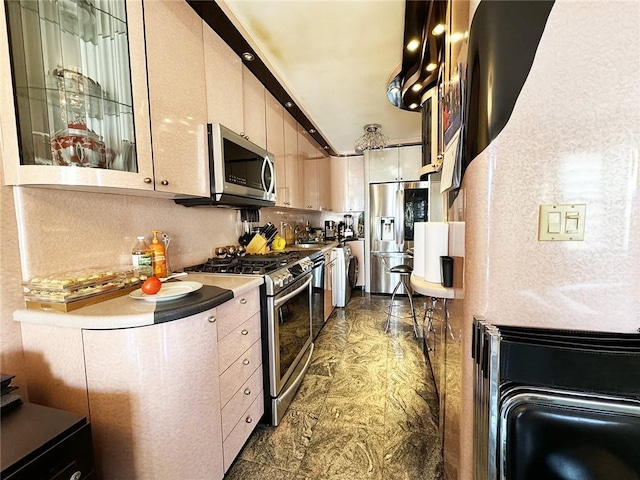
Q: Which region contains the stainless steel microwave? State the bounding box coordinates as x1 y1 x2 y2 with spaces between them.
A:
176 123 276 207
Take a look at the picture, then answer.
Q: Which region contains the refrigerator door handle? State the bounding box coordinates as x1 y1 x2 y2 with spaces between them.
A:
396 184 404 251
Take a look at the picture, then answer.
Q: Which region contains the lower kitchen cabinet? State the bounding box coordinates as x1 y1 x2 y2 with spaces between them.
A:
422 296 463 480
82 309 224 480
19 287 263 480
215 289 264 472
324 250 335 321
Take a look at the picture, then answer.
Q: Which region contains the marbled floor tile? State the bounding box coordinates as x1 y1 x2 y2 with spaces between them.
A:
320 397 386 431
288 373 333 416
382 432 443 480
294 424 386 480
328 358 388 401
224 458 295 480
228 294 442 480
385 383 439 434
238 409 318 472
307 348 343 378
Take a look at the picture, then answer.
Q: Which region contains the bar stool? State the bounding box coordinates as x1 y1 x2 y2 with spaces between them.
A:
383 263 419 337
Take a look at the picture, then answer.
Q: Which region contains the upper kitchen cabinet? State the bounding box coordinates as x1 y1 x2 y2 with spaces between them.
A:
368 145 422 183
0 0 155 192
330 155 364 212
300 127 330 211
241 66 266 149
144 0 209 197
283 110 302 208
203 23 243 135
265 91 286 207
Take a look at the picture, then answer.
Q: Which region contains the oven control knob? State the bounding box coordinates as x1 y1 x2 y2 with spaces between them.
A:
274 275 284 288
286 273 294 283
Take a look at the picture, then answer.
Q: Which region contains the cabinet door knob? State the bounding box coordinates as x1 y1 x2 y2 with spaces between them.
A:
240 298 247 304
160 180 169 186
244 388 251 395
208 316 216 323
245 416 253 424
241 329 249 335
242 358 250 365
70 472 82 480
143 177 152 184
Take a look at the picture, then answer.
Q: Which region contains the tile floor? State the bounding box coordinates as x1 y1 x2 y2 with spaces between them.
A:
224 293 443 480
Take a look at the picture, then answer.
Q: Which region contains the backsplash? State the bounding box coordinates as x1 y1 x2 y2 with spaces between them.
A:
13 187 241 279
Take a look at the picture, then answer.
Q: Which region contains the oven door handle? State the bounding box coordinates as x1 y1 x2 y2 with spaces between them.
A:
278 342 314 403
274 274 313 308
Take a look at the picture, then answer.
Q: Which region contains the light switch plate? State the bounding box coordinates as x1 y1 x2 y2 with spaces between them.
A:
538 204 586 241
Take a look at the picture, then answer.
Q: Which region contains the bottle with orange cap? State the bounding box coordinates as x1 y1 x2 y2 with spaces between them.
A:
149 230 168 278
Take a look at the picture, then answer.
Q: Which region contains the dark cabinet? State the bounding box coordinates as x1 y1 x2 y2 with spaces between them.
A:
1 402 95 480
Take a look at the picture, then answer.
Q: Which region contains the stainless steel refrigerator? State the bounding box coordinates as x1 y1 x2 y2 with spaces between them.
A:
369 181 430 294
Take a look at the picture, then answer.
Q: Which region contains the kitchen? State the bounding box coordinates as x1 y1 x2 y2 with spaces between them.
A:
1 1 639 480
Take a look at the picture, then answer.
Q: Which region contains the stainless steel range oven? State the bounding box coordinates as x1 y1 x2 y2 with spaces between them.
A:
185 252 314 426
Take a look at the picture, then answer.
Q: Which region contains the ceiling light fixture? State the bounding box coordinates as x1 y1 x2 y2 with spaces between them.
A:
432 24 446 36
284 101 294 108
411 83 423 92
241 52 255 61
309 128 316 134
426 63 438 72
406 39 421 52
408 103 419 110
354 124 388 152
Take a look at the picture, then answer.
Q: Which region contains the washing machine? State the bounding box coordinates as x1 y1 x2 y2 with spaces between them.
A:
331 245 355 307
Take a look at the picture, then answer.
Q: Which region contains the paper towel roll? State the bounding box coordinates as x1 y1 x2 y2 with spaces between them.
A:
424 222 449 283
413 223 427 277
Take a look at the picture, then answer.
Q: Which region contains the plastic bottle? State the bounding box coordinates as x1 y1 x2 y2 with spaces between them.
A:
131 236 153 276
149 230 168 278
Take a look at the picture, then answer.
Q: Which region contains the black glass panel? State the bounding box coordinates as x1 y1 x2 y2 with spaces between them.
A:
404 188 429 241
278 283 311 380
223 138 266 189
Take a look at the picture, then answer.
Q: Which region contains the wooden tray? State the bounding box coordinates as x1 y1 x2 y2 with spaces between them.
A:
25 284 140 313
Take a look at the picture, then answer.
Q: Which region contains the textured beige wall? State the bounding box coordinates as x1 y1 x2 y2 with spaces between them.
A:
0 153 28 393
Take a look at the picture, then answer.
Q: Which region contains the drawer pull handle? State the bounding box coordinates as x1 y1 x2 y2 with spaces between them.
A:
242 358 250 365
143 177 152 184
244 388 251 395
208 316 216 323
245 416 253 424
241 329 249 335
240 298 247 304
70 472 82 480
160 179 169 186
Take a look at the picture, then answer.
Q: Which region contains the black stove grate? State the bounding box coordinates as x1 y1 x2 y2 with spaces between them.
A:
184 251 302 275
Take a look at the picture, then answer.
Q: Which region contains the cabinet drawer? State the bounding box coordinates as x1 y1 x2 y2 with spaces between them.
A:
219 340 262 407
218 313 261 373
223 391 264 473
216 289 260 340
6 422 94 480
221 367 263 440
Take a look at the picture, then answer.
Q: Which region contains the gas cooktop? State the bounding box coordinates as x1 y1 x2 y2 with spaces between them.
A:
184 251 314 296
184 252 303 275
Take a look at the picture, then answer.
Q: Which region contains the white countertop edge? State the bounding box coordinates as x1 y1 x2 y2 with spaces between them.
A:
410 274 456 299
14 307 155 330
14 275 264 330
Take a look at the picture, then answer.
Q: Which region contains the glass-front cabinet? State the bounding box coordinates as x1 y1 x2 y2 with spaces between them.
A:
8 0 136 170
0 0 208 197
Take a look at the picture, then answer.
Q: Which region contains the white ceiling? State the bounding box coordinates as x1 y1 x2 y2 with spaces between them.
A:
218 0 422 155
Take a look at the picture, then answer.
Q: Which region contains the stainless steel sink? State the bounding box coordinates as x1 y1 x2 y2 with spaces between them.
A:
295 242 326 248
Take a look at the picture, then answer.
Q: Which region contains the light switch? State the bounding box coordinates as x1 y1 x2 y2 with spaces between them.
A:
538 204 586 241
565 212 579 233
547 212 561 233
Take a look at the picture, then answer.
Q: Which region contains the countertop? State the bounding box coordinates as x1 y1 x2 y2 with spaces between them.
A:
13 274 263 330
410 274 456 299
